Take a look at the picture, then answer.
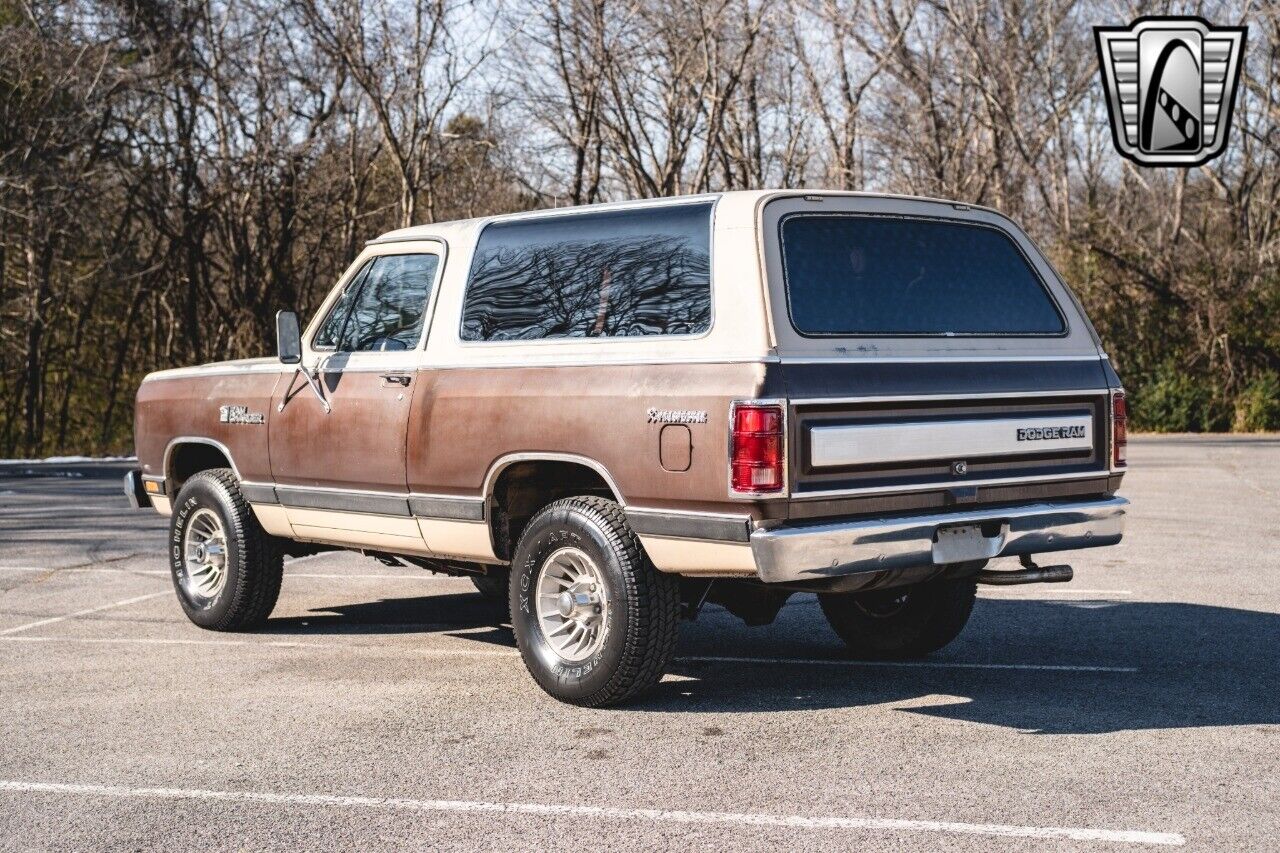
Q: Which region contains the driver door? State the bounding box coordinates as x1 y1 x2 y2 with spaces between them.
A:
269 243 443 552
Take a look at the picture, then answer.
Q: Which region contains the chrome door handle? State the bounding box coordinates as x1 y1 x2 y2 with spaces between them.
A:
381 373 411 387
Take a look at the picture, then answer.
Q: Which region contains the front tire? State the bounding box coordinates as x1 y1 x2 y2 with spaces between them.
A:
168 468 283 631
818 579 976 659
510 496 680 707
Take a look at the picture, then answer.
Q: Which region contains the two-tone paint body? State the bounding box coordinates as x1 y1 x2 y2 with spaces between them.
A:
132 190 1128 587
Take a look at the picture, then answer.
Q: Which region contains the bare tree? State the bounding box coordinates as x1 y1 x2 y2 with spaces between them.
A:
508 0 610 205
300 0 492 226
790 0 911 189
2 0 1279 454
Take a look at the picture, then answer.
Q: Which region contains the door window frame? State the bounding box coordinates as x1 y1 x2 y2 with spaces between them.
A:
311 259 376 353
301 239 448 369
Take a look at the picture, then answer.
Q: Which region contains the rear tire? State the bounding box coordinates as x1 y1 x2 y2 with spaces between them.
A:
168 469 283 631
510 496 680 707
818 579 976 659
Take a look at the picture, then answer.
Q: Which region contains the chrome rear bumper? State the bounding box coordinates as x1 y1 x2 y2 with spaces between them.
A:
750 496 1128 584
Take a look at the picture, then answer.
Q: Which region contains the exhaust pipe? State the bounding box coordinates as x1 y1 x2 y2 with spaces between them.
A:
973 556 1073 586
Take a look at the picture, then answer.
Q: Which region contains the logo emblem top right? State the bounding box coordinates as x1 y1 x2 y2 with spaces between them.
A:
1095 16 1247 166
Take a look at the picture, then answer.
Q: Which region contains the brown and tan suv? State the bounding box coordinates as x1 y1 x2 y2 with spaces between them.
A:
126 190 1129 705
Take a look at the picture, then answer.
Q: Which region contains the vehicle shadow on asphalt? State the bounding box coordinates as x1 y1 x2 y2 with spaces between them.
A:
257 590 1278 734
262 593 511 635
648 597 1280 734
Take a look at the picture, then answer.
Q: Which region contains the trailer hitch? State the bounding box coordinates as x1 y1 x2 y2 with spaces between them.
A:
973 554 1073 586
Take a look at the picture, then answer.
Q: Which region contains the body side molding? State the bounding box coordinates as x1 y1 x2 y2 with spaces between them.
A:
625 508 753 543
238 482 277 504
242 481 487 523
273 486 412 517
408 495 485 521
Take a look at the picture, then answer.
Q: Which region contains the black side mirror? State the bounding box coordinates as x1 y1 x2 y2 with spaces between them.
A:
276 310 302 364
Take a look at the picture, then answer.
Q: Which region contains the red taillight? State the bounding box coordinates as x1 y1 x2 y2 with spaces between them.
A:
1112 390 1128 468
731 403 785 494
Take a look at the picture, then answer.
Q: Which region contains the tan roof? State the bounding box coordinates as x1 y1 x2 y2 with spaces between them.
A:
368 189 1006 245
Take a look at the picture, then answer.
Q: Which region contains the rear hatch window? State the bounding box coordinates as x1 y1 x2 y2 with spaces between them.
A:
779 214 1065 337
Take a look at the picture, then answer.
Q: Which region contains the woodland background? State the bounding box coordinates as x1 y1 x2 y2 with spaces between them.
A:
2 0 1278 456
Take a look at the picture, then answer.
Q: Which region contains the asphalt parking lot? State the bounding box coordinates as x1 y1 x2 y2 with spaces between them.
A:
1 436 1277 851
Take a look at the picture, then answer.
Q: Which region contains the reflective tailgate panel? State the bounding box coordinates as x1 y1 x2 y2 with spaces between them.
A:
774 359 1115 503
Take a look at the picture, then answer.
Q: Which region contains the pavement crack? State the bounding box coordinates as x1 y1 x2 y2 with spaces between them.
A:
63 552 149 571
0 553 159 599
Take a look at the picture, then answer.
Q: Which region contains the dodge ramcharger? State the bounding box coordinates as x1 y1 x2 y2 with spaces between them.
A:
126 191 1129 706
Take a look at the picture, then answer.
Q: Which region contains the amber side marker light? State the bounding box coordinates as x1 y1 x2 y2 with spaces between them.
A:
731 402 785 494
1111 390 1128 468
144 480 163 494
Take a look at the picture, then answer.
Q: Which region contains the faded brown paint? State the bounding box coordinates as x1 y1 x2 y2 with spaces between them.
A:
136 359 1113 527
269 366 413 491
134 370 280 483
405 362 767 516
138 359 768 517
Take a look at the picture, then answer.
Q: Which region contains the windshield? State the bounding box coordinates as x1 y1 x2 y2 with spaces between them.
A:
779 214 1065 337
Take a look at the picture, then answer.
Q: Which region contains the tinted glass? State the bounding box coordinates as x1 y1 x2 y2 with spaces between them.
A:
780 215 1065 336
461 203 712 341
313 262 371 350
314 254 439 352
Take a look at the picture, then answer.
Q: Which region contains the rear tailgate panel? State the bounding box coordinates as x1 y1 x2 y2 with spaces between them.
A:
767 358 1118 519
792 392 1108 496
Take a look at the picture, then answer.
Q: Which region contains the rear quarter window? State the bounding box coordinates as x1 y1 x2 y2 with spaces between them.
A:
461 203 713 341
780 214 1066 337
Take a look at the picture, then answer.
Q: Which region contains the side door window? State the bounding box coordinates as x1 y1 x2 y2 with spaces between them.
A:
314 253 441 352
461 203 713 341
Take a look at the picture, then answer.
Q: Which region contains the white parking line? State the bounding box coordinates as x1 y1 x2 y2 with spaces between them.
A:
980 589 1132 597
0 592 168 636
0 635 520 654
0 635 332 649
0 565 163 575
679 655 1137 673
281 573 459 581
0 634 1136 672
0 780 1184 845
0 566 449 581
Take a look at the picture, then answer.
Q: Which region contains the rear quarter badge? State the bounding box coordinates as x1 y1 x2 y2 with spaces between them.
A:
647 407 708 425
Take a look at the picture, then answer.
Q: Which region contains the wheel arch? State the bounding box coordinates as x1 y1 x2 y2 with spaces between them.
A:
164 437 241 495
482 453 626 561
